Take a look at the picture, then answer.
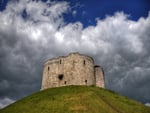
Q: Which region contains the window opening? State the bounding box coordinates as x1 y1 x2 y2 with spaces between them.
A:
73 60 75 68
64 81 66 84
85 80 87 85
83 60 86 65
48 66 50 71
60 60 61 64
58 74 64 80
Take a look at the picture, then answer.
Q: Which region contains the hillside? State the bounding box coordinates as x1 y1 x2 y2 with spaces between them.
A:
0 86 150 113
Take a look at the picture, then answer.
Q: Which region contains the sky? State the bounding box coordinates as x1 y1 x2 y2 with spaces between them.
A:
0 0 150 109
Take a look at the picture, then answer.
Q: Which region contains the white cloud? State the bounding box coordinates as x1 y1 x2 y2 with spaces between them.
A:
0 0 150 107
1 0 148 57
145 103 150 107
55 32 64 43
0 97 15 109
72 10 77 16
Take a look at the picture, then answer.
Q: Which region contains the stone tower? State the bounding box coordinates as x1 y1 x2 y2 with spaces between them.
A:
41 52 105 90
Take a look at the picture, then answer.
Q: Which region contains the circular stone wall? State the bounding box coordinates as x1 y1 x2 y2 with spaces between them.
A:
41 53 95 90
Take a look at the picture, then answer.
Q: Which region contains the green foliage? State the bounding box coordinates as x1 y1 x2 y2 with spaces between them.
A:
0 86 150 113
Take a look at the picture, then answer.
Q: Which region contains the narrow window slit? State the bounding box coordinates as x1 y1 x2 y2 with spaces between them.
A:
83 60 86 65
85 80 87 85
64 81 66 84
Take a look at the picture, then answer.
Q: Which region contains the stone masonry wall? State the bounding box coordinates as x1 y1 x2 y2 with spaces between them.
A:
41 53 96 90
94 66 105 88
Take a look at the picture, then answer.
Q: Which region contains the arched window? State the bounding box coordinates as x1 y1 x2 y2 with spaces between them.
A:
48 66 50 71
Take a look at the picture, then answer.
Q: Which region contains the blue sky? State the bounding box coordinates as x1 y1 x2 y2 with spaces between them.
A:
63 0 149 27
62 0 150 27
0 0 150 109
0 0 150 26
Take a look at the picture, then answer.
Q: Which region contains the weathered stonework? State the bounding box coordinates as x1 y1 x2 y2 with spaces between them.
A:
41 52 105 90
94 65 105 88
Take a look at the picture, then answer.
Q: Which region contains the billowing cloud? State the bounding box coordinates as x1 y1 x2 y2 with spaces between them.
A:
145 103 150 107
0 0 150 108
0 97 14 109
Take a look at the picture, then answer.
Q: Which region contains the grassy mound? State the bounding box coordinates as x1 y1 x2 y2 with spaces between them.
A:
0 86 150 113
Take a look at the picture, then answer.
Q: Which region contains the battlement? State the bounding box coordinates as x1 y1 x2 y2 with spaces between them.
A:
41 52 105 90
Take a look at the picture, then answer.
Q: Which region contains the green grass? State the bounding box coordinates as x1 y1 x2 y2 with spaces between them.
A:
0 86 150 113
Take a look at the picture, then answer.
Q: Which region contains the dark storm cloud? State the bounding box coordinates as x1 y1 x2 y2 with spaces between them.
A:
84 13 150 103
0 0 150 108
0 0 69 108
0 28 41 99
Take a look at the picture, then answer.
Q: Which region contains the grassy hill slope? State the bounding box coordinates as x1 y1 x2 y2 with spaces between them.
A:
0 86 150 113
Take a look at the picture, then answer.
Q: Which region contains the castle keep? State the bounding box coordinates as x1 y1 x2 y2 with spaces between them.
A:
41 53 105 90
